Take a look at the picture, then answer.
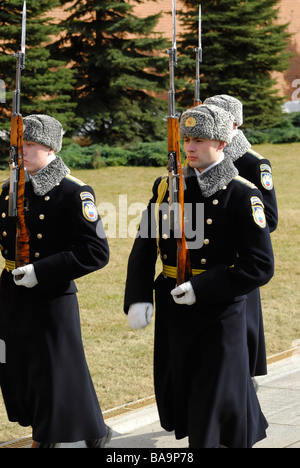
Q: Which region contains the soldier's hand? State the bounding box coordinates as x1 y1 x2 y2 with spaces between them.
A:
171 281 196 305
12 264 38 289
128 303 154 329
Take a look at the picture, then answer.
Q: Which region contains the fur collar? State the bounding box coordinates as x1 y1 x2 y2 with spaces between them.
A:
184 156 238 198
224 130 251 161
1 156 70 196
30 156 70 196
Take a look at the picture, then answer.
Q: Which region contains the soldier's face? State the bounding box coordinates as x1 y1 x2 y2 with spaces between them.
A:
23 141 54 175
183 137 226 172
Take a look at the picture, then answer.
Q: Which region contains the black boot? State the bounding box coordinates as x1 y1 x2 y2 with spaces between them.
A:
86 425 112 448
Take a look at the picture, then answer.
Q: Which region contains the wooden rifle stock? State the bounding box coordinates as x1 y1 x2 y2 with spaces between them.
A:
10 115 30 269
167 119 192 286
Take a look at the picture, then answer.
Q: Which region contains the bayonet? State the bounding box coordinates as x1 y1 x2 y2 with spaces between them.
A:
166 0 177 118
12 0 26 117
21 1 26 57
194 5 202 106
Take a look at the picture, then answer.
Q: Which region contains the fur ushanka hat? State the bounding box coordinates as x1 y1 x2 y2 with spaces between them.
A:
204 94 243 127
179 104 234 144
23 114 63 153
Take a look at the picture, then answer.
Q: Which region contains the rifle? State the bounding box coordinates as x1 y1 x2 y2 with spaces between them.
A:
194 5 202 106
166 0 192 287
8 1 30 273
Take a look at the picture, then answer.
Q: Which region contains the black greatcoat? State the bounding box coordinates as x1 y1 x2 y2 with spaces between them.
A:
0 157 109 443
225 131 278 377
124 158 274 448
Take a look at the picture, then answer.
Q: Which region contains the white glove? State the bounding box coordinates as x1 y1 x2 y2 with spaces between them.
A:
171 281 196 305
12 264 38 289
128 303 154 329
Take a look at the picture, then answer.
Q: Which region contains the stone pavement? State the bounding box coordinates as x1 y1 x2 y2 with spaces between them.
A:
1 351 299 449
254 352 300 448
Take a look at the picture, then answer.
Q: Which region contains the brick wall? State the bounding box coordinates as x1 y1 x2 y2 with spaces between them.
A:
48 0 300 101
275 0 300 99
133 0 300 100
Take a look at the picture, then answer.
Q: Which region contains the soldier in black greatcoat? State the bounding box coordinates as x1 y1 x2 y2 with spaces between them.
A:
0 115 111 448
204 95 278 378
124 105 274 448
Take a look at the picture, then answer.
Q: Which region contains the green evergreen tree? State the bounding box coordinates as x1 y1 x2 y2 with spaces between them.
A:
53 0 169 145
177 0 292 128
0 0 78 164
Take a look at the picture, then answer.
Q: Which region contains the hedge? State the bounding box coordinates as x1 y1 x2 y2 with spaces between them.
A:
59 141 171 169
59 113 300 169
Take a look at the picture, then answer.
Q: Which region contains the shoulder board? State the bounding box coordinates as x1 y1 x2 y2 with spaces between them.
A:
65 174 86 187
247 148 264 160
156 176 168 205
234 175 257 189
155 176 168 251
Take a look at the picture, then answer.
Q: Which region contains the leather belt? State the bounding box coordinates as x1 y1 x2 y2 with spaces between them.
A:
162 264 206 279
4 260 16 272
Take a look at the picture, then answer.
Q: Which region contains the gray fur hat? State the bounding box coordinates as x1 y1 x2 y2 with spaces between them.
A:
180 104 234 144
23 114 63 153
204 95 243 126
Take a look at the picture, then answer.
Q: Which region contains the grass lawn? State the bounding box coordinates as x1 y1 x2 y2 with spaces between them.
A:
0 142 299 442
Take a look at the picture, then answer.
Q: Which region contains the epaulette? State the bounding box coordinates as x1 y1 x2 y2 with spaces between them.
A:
65 174 86 187
234 175 257 189
0 178 9 193
247 148 264 160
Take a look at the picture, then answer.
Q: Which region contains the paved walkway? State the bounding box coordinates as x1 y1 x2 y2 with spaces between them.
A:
1 351 299 449
100 352 300 449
